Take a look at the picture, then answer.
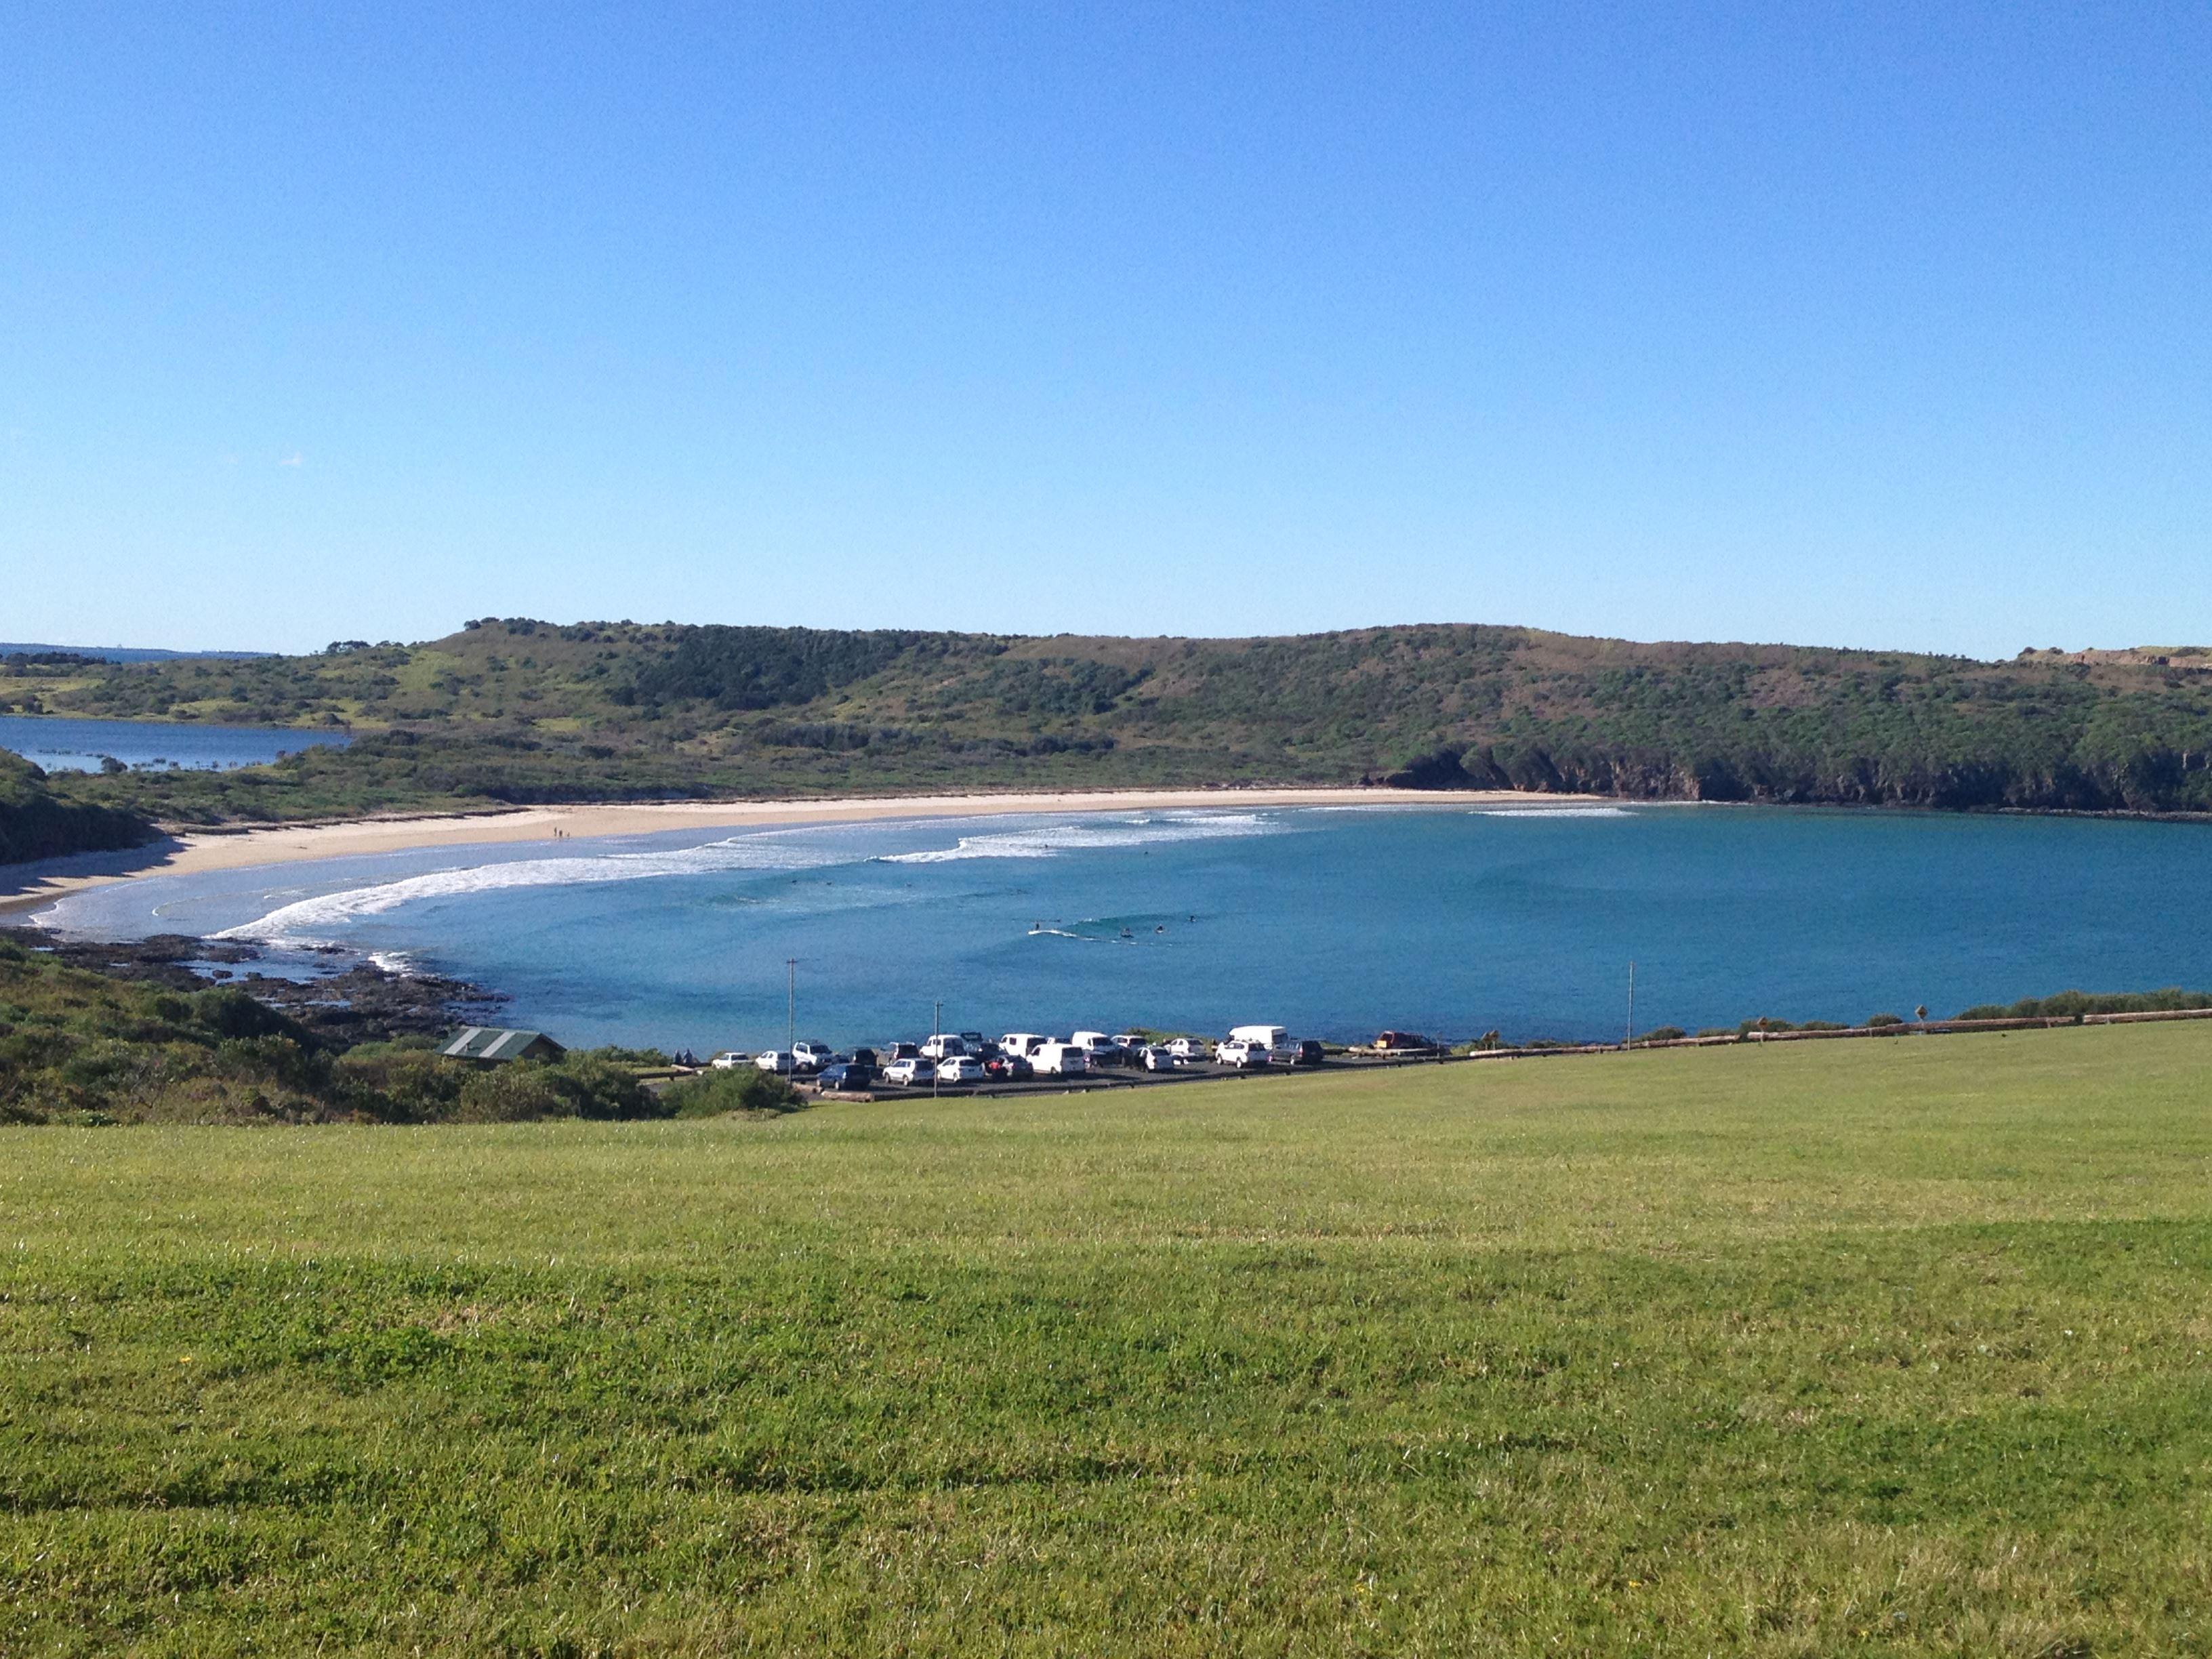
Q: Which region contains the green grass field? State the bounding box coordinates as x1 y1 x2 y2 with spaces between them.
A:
3 1027 2209 1656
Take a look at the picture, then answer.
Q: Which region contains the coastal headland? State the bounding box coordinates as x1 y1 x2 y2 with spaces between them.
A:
0 785 1598 918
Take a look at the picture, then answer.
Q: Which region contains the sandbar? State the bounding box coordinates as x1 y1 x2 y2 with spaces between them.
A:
1 786 1607 921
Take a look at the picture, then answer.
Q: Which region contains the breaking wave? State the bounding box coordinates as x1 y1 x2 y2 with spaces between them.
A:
876 812 1275 864
213 836 844 947
1475 806 1637 819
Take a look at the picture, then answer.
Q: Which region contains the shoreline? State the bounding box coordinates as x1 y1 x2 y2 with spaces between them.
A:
0 785 1608 920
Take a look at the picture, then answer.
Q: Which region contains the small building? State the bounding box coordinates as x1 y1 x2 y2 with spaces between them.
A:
440 1027 566 1065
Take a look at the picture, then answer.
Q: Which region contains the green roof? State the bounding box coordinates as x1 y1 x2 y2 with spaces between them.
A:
439 1027 565 1062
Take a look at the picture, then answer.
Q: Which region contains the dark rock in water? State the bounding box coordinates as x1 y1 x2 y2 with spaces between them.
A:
5 928 504 1044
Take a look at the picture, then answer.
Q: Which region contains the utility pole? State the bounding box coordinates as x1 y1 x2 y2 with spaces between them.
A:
933 999 942 1099
786 958 796 1052
1625 960 1636 1049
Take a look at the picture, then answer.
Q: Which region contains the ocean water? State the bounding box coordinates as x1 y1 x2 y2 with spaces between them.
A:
35 803 2212 1053
0 714 350 773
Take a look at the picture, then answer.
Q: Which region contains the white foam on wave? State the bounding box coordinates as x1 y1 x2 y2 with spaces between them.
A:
213 836 844 947
877 812 1273 865
1475 806 1636 819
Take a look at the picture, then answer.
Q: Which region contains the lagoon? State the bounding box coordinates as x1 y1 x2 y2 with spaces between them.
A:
35 802 2212 1054
0 712 350 773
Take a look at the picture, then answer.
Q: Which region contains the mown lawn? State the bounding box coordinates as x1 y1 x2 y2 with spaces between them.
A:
2 1026 2209 1656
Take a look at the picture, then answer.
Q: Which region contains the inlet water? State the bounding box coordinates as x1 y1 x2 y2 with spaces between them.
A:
35 803 2212 1053
0 714 350 773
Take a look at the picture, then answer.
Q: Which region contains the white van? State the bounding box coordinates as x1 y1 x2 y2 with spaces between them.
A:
1032 1042 1090 1076
919 1033 966 1060
1229 1024 1292 1054
999 1033 1051 1059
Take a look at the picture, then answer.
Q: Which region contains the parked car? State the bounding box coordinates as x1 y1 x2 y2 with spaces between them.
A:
1290 1039 1326 1067
1216 1039 1271 1070
1111 1032 1151 1054
1229 1024 1292 1054
1136 1044 1184 1071
983 1053 1033 1081
790 1041 834 1073
882 1040 924 1062
848 1046 878 1068
710 1050 750 1070
935 1054 986 1085
919 1033 966 1060
754 1050 795 1074
1166 1036 1213 1061
814 1061 876 1091
1071 1031 1124 1065
999 1033 1051 1060
969 1038 1005 1063
1374 1030 1439 1053
956 1031 987 1050
882 1057 937 1086
1031 1042 1090 1076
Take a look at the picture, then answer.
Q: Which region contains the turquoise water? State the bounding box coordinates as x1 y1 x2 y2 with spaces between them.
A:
0 713 350 773
35 803 2212 1052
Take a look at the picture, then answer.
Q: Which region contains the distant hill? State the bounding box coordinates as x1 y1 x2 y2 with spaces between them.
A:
12 618 2212 832
0 643 272 663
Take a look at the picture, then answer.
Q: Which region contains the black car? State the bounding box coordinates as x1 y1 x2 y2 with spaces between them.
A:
848 1046 878 1068
815 1062 876 1091
1291 1040 1326 1067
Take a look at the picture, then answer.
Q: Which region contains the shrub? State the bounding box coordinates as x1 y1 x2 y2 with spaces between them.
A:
455 1064 572 1122
1639 1026 1687 1043
1864 1012 1906 1028
661 1067 804 1117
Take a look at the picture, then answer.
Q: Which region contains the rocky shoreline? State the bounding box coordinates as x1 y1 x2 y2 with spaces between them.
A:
5 928 506 1048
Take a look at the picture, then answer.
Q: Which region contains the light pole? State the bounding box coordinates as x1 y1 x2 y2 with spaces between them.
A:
1625 960 1636 1049
933 999 942 1098
786 958 796 1052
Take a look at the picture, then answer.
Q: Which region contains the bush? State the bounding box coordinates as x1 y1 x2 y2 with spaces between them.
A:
662 1067 804 1117
1958 987 2212 1023
1864 1012 1906 1028
455 1065 573 1122
1639 1026 1687 1043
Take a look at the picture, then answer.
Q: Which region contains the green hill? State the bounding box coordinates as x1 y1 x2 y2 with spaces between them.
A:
13 619 2212 829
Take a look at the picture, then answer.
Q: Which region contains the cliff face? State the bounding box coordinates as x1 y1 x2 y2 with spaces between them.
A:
0 750 153 865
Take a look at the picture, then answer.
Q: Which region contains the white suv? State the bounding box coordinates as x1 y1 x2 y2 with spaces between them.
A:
1216 1039 1270 1070
790 1042 834 1073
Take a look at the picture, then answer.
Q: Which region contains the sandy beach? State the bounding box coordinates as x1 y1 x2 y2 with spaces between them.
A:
0 786 1601 921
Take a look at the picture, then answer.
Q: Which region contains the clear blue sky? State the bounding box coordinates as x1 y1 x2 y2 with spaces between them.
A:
4 1 2207 657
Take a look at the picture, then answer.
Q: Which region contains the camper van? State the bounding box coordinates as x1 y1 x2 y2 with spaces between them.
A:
1031 1042 1090 1077
1228 1024 1292 1056
998 1033 1052 1060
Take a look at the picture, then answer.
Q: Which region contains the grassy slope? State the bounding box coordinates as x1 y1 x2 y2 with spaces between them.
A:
16 621 2212 828
3 1025 2209 1654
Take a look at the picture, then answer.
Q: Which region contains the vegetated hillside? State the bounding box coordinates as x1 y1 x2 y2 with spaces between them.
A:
0 748 154 863
0 931 787 1125
17 618 2212 827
